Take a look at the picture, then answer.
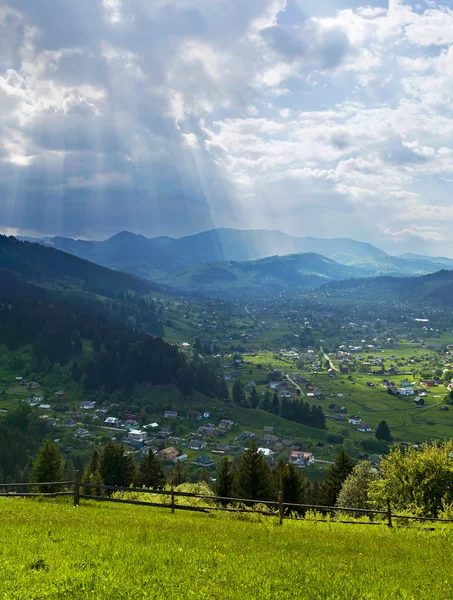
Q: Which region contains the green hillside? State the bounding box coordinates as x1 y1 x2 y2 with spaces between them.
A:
1 498 452 599
344 254 452 276
158 253 368 293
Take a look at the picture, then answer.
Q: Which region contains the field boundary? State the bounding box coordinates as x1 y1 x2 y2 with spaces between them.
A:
2 474 453 527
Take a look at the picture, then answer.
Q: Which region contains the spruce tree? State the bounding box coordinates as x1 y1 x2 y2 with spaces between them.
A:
318 449 354 507
32 440 63 493
216 457 234 505
375 420 393 442
198 467 212 488
168 461 190 486
232 440 275 502
99 442 135 488
232 380 244 406
136 449 165 489
250 386 259 409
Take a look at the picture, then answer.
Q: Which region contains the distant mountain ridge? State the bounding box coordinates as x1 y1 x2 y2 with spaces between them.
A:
19 228 387 279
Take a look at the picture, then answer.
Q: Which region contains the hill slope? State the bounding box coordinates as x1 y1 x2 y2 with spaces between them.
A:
159 252 371 293
1 498 452 600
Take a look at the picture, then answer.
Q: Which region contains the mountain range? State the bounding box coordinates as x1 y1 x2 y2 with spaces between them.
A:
19 228 453 292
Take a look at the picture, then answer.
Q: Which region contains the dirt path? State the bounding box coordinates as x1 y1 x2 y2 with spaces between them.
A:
321 347 338 372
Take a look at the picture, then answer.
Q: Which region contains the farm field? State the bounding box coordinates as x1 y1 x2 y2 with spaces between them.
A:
1 498 453 599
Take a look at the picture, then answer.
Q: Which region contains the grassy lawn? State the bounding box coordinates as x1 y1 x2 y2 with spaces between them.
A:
1 498 453 599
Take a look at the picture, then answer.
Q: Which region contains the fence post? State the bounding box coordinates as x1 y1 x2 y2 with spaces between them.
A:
171 485 175 514
278 490 283 525
387 498 392 528
73 470 80 507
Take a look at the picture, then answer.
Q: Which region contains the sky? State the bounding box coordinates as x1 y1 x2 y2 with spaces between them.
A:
1 0 453 255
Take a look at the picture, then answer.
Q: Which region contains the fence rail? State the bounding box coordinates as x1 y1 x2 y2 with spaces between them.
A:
1 473 452 527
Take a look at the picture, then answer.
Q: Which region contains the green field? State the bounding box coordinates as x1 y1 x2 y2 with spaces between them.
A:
1 498 453 599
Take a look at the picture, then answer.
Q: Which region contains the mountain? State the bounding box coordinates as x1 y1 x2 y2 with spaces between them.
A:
0 235 163 335
399 253 453 268
20 228 387 280
322 269 453 308
159 252 371 294
342 255 453 277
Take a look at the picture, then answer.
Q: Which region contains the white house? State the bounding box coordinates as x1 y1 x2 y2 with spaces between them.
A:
80 401 96 410
174 454 188 463
104 417 121 426
348 416 361 425
164 410 178 419
289 451 315 466
398 388 414 396
128 430 148 443
258 448 275 457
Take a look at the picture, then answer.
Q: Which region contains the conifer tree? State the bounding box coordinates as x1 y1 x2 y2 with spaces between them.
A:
232 440 275 502
232 379 244 406
250 386 259 409
216 457 235 505
32 439 63 493
375 420 393 442
168 461 190 486
318 449 354 507
198 467 212 488
136 449 165 489
99 442 135 488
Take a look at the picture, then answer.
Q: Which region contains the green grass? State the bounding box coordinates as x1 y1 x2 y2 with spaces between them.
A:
1 498 453 599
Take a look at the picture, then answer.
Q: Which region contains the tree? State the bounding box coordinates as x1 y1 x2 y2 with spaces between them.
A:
250 386 259 409
232 379 244 406
375 420 393 442
216 457 235 506
198 467 212 488
99 443 136 488
336 461 378 517
168 461 190 486
32 440 63 493
369 441 453 517
318 449 354 507
232 440 275 502
274 459 308 508
136 449 165 489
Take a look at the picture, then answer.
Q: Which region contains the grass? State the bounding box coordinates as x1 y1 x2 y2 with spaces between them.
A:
1 498 453 599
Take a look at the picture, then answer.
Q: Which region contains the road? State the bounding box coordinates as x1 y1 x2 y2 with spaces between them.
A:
285 373 304 396
314 459 335 465
321 347 338 372
244 305 250 314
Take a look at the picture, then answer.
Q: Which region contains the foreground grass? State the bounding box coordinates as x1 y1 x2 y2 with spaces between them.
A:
1 498 453 599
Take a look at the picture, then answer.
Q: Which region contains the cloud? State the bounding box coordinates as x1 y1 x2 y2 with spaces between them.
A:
0 0 453 255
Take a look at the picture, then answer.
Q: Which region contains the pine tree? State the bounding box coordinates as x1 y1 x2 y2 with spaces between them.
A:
250 386 259 409
136 449 165 489
375 420 393 442
198 467 212 488
99 442 135 488
216 457 234 506
232 380 244 406
274 460 308 509
32 440 63 493
318 449 354 507
307 480 321 506
168 461 190 486
232 440 275 502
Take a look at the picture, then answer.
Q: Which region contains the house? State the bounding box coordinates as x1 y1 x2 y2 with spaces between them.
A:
55 390 67 399
193 455 214 467
288 451 314 466
164 410 178 419
263 434 278 444
203 412 210 419
263 426 275 434
123 419 140 429
54 404 68 413
348 416 361 425
174 454 188 463
398 388 414 396
128 430 148 443
159 447 179 461
104 417 121 427
38 403 51 410
27 381 41 389
198 426 217 436
400 379 412 388
15 376 23 382
421 380 437 387
357 424 372 433
282 438 294 447
219 419 233 429
215 443 230 453
328 403 341 412
258 448 275 457
74 428 90 438
80 401 96 410
188 439 206 451
240 431 256 439
63 418 76 428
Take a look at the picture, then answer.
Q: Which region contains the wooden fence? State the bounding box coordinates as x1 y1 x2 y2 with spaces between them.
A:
2 472 453 528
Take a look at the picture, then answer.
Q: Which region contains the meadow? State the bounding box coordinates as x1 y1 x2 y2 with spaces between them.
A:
0 498 452 599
